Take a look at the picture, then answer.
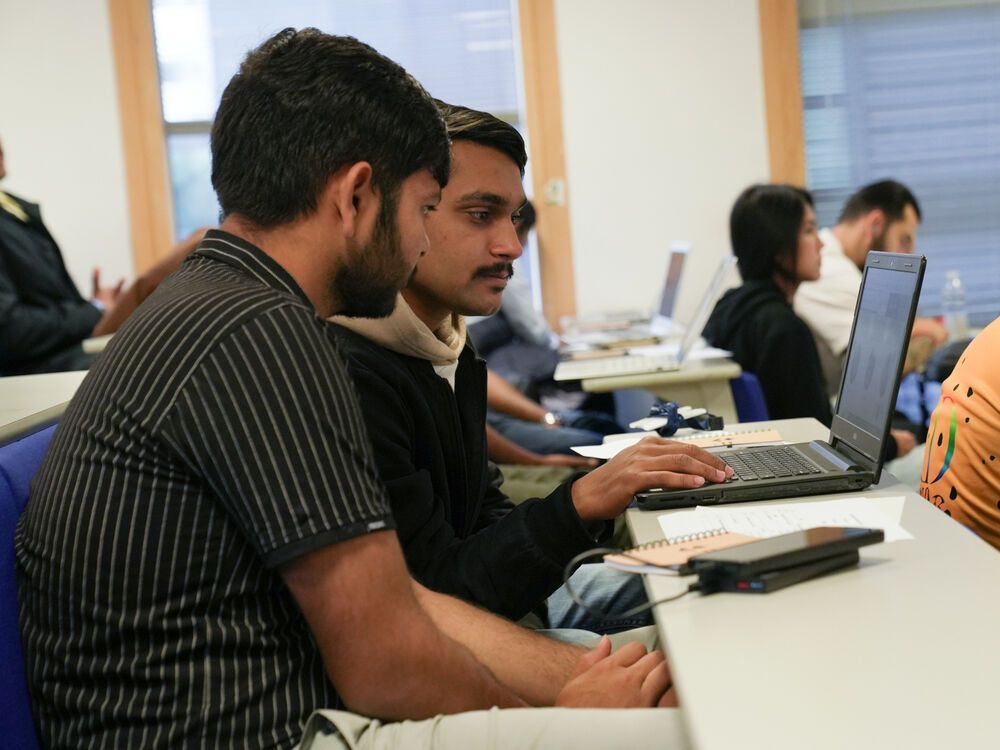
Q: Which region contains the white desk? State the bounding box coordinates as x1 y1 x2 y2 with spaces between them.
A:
580 357 742 423
628 417 1000 750
0 371 87 443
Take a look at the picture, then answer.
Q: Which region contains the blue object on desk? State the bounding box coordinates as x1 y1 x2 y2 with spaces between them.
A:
648 400 684 435
647 401 724 435
0 424 56 750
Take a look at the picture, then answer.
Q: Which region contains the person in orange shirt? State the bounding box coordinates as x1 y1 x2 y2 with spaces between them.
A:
920 316 1000 549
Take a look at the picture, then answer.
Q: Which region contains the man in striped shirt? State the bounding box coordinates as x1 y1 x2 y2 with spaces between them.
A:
17 28 683 750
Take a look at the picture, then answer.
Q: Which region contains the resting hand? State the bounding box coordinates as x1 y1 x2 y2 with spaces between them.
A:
556 638 672 708
571 437 731 522
891 429 917 458
910 317 948 347
91 267 124 307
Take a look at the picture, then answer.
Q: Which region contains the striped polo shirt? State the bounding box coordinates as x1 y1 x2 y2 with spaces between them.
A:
16 230 395 749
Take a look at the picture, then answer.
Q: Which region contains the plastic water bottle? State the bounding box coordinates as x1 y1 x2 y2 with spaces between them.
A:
942 270 969 341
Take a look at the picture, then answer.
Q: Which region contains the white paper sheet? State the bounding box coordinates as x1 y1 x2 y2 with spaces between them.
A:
657 496 913 543
684 346 735 361
572 435 648 459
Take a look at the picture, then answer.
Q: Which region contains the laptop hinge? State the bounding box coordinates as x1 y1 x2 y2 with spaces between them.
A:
830 438 878 471
813 439 874 472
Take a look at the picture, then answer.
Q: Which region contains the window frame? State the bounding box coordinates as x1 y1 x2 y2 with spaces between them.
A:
758 0 808 184
108 0 177 275
108 0 582 326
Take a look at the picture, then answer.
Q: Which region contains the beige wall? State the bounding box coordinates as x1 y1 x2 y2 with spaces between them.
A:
0 0 133 293
553 0 770 324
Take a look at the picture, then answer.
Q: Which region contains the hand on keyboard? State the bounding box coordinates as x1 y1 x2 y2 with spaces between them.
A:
570 437 734 522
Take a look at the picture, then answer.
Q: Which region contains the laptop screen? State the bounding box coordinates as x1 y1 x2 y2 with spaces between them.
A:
832 255 924 464
676 255 737 362
657 243 689 319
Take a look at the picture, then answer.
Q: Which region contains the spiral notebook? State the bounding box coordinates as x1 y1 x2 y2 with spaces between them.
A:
663 428 783 449
604 529 758 576
575 428 784 460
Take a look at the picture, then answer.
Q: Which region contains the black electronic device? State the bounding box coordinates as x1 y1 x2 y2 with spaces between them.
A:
690 526 884 594
636 252 925 510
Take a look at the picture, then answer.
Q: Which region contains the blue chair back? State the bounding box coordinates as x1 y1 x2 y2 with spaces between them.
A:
0 424 56 750
730 372 770 423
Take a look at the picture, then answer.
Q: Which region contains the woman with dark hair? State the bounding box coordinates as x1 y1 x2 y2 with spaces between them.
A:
703 183 832 423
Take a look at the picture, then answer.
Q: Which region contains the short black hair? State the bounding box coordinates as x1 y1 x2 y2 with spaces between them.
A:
211 28 451 228
436 101 527 176
730 184 814 282
838 179 922 225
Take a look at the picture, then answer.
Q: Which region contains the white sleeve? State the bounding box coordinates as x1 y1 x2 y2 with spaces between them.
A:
794 257 861 357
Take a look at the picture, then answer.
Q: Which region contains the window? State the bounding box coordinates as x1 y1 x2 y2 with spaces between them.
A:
151 0 525 236
799 1 1000 326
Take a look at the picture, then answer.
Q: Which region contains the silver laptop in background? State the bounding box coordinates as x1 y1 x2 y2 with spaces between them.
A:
560 241 690 337
554 255 736 382
655 241 690 320
636 251 927 510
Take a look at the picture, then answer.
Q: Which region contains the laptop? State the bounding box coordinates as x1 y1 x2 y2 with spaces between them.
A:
635 251 926 510
560 241 690 339
655 241 690 320
554 255 736 382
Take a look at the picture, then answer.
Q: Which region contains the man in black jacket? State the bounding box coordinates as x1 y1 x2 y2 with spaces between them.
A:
334 102 730 631
0 138 203 375
0 138 126 374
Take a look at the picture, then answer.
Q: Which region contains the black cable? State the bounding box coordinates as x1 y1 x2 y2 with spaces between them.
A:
562 547 701 623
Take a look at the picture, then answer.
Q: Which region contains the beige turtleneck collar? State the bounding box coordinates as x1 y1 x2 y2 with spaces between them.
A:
330 293 467 366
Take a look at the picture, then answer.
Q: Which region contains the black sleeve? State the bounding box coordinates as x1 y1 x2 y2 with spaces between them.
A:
0 245 100 363
347 351 608 620
162 307 395 569
755 315 833 425
477 461 517 528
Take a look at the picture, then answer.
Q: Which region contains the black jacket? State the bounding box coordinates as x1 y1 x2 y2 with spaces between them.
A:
334 326 609 620
703 278 832 425
0 192 99 374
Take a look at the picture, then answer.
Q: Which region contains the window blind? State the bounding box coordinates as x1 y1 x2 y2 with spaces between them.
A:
799 2 1000 326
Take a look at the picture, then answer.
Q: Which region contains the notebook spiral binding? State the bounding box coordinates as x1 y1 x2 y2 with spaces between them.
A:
671 429 773 442
634 528 729 549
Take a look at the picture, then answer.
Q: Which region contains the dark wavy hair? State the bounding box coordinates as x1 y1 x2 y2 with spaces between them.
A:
212 28 451 228
436 101 527 176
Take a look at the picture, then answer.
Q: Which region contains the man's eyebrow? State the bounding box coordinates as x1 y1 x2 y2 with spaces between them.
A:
455 191 509 207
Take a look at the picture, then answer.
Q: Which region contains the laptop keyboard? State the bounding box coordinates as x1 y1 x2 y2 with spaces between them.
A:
718 446 823 482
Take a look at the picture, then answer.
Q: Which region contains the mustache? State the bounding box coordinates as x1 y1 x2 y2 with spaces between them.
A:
473 262 515 279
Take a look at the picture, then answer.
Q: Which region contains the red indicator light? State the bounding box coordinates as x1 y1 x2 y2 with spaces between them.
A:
736 581 750 590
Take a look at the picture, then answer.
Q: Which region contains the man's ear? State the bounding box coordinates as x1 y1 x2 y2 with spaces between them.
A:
864 208 886 244
327 162 376 238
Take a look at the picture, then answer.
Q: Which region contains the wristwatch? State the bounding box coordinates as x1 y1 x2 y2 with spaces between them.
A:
541 411 563 427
